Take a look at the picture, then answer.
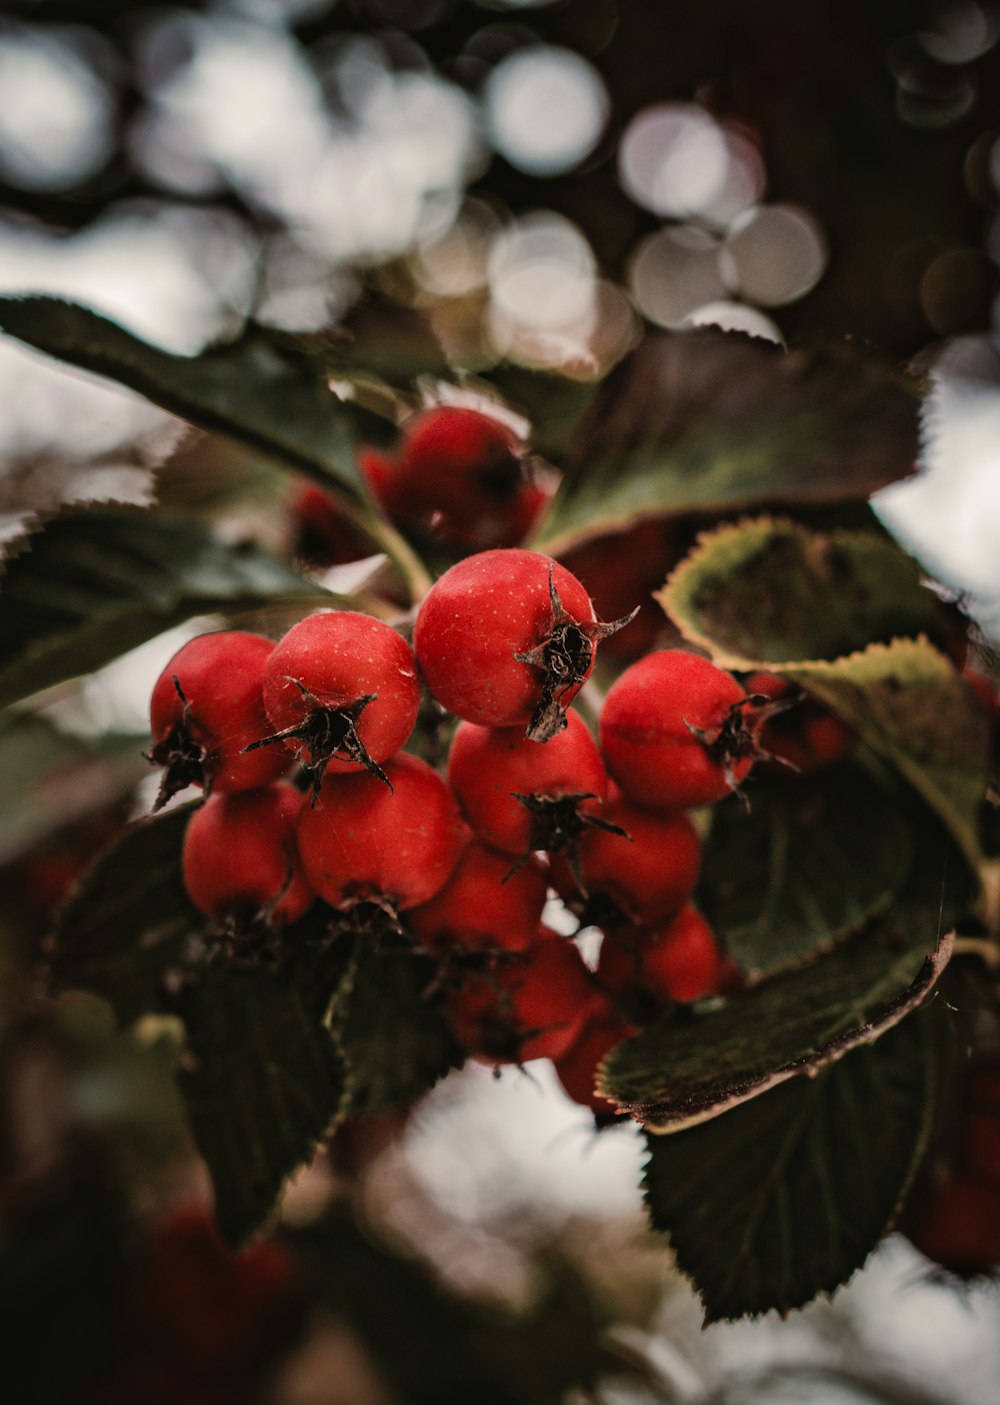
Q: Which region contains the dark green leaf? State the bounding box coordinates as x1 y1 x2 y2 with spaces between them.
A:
642 1008 948 1321
0 507 335 707
0 712 146 863
533 333 921 553
601 802 973 1127
50 804 202 1027
699 765 914 977
179 926 348 1246
784 643 990 869
327 936 462 1119
660 518 943 663
0 298 377 500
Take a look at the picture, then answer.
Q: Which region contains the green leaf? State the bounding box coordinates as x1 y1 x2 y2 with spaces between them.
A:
49 804 202 1027
660 518 943 664
784 644 989 871
0 507 335 707
601 802 973 1128
0 297 378 500
327 936 462 1119
699 765 915 977
532 332 921 553
0 712 147 862
660 519 990 862
178 926 348 1246
642 1008 948 1321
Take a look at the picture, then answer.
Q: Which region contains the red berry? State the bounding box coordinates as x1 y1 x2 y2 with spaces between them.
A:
598 907 722 1005
136 1206 296 1366
553 1015 635 1119
445 930 608 1063
149 631 289 809
366 404 553 551
256 611 421 794
182 783 314 928
745 672 852 774
960 1065 1000 1181
601 650 757 810
910 1174 1000 1275
296 753 463 912
406 836 548 956
448 710 610 859
550 790 701 925
963 665 1000 722
415 548 622 741
290 481 378 568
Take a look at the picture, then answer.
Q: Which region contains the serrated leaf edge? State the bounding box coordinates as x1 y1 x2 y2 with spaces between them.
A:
601 930 953 1132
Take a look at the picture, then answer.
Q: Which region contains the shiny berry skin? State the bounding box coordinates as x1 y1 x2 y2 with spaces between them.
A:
445 929 608 1063
553 1016 635 1119
149 631 289 807
406 837 548 955
182 783 314 927
414 548 600 740
550 789 701 925
296 753 463 911
448 710 608 858
601 650 756 811
598 907 722 1005
259 611 421 791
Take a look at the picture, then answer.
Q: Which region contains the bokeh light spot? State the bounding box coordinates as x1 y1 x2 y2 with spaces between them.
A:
627 226 726 328
0 28 115 191
618 103 728 219
484 45 608 176
721 204 828 307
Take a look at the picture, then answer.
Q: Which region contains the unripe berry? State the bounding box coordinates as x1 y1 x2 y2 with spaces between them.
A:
296 753 463 912
601 650 757 810
448 710 610 859
415 548 626 742
181 783 314 928
255 611 421 794
149 631 290 809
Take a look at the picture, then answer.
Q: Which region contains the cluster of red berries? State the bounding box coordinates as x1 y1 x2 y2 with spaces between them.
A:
147 543 848 1119
292 403 549 566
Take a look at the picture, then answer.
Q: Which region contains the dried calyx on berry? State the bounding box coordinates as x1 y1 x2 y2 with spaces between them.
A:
601 649 768 811
148 632 290 811
414 548 636 744
247 611 422 800
448 712 623 879
514 564 637 742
